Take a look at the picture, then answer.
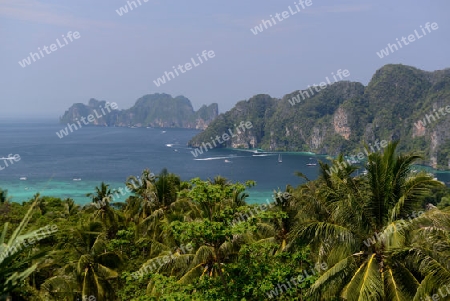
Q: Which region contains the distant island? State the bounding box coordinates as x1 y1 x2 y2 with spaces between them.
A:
188 64 450 170
60 65 450 170
59 93 218 130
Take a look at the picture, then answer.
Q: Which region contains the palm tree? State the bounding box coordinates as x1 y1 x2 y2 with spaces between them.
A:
125 169 185 242
124 170 199 276
87 182 122 238
0 196 56 297
155 168 181 208
75 234 121 300
63 198 80 217
86 182 113 208
124 169 158 224
256 189 299 251
41 221 122 301
290 141 449 300
139 177 256 296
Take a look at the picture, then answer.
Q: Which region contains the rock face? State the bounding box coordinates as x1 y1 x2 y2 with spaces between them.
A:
334 107 351 140
188 64 450 170
59 99 120 126
60 93 218 130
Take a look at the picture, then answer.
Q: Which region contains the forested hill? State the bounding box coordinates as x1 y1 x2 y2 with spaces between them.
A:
60 93 218 130
188 64 450 170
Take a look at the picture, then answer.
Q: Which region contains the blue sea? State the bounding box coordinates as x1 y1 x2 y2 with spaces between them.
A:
0 119 449 206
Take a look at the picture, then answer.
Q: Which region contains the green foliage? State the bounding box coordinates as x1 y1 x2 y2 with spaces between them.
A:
189 65 450 170
0 196 56 297
437 196 450 209
1 149 450 300
291 141 450 300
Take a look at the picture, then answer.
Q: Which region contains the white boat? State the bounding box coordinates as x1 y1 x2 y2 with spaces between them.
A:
307 158 317 166
166 144 173 147
278 154 282 163
19 177 27 180
73 178 81 181
224 159 232 163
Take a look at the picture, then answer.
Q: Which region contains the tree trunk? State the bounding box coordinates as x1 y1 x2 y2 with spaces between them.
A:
215 246 229 294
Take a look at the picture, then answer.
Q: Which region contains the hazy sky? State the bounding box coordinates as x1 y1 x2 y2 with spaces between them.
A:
1 0 449 119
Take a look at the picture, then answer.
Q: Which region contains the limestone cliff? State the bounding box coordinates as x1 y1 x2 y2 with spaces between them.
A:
189 64 450 170
60 93 218 130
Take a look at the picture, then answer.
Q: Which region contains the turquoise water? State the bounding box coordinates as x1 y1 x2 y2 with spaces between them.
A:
0 120 448 206
3 179 128 206
0 120 317 205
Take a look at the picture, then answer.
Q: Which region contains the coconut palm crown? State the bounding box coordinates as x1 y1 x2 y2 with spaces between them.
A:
290 141 450 300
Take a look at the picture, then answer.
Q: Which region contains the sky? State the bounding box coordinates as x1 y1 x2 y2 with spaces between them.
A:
0 0 449 119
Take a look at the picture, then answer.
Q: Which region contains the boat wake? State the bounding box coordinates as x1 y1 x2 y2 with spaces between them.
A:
194 156 244 161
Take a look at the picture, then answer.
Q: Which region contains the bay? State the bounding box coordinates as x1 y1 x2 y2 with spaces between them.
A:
0 120 317 205
1 120 448 206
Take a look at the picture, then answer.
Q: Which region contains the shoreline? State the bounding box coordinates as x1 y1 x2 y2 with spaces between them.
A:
0 177 274 206
227 147 450 172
